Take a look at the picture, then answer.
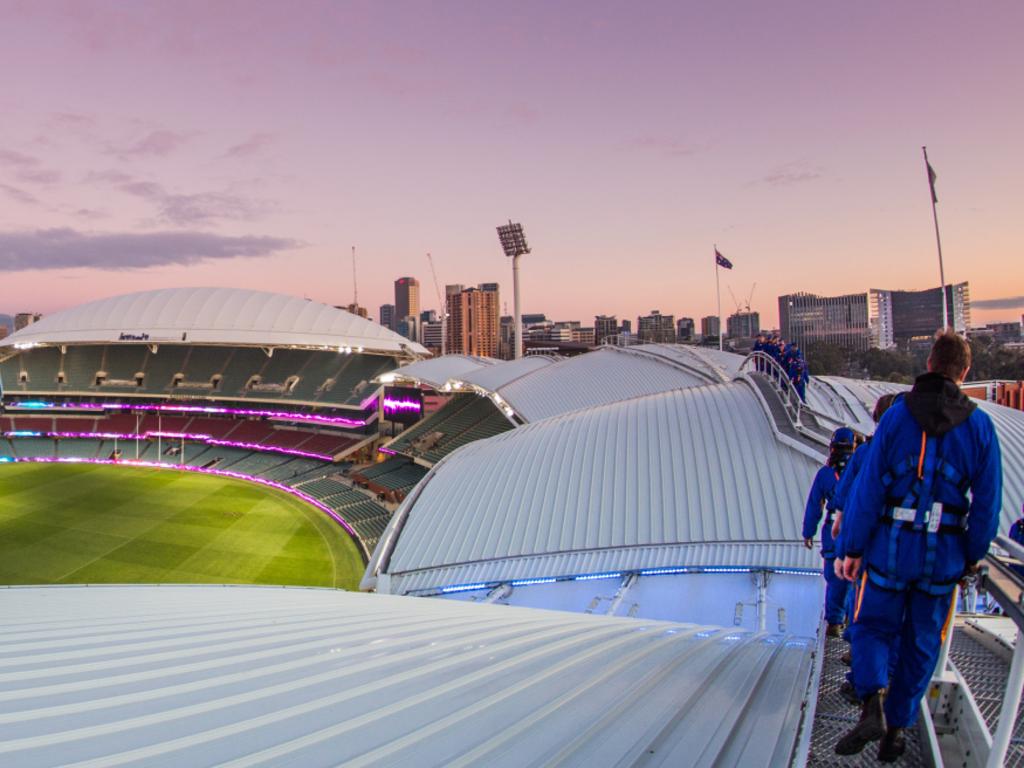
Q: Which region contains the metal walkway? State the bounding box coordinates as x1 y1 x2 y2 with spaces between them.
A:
949 624 1024 767
807 634 926 767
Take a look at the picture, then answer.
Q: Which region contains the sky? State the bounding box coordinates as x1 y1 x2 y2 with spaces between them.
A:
1 0 1022 330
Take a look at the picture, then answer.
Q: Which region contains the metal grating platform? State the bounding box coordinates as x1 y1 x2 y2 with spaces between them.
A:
807 635 926 767
949 629 1024 767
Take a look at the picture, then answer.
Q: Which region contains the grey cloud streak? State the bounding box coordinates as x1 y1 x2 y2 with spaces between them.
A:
0 228 302 271
972 296 1024 310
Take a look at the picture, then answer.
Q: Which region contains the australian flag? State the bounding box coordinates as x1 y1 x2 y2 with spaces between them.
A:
715 248 733 270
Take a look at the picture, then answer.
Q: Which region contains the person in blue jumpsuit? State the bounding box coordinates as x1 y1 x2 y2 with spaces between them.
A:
803 426 857 637
1009 510 1024 578
836 331 1002 762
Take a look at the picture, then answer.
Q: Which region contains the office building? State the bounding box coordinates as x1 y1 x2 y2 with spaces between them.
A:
637 311 675 344
778 292 871 352
870 283 970 349
700 316 720 340
726 311 760 340
379 304 395 330
595 315 618 346
676 317 695 343
447 283 500 358
394 277 420 325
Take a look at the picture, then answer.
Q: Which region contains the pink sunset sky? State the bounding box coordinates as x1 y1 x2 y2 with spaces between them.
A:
1 0 1022 329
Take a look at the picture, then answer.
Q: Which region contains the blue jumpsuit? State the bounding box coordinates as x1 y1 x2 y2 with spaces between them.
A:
844 376 1002 728
833 442 871 634
1009 518 1024 578
803 464 848 625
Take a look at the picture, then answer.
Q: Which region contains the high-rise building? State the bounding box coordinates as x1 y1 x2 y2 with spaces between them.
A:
870 283 970 349
676 317 695 342
447 283 500 357
594 315 618 346
0 326 8 340
379 304 396 330
638 311 676 344
420 309 438 323
14 313 41 331
422 320 443 351
394 277 420 323
700 315 720 340
779 292 871 351
396 316 419 343
620 319 632 336
778 283 970 352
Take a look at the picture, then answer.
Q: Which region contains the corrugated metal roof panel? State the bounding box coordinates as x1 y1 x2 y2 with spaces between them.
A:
454 354 560 392
0 287 428 356
0 585 814 768
382 379 820 582
384 354 497 389
498 346 719 422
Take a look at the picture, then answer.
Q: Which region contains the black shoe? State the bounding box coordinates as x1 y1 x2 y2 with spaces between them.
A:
835 691 887 755
877 727 906 762
841 650 852 666
826 623 843 638
838 680 861 706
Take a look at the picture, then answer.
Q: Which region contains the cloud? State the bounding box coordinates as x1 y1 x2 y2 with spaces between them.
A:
0 149 62 185
760 162 824 186
972 296 1024 310
223 133 274 159
118 180 275 225
630 136 704 158
119 129 193 158
0 228 302 271
0 183 40 206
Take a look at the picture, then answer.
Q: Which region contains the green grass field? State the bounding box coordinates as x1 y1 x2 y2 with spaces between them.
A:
0 463 365 589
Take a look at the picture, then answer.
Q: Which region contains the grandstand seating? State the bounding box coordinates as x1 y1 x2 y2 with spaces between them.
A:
386 394 513 465
3 344 397 407
56 439 103 459
12 438 58 458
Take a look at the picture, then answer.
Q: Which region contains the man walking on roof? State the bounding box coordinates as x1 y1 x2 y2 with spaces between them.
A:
803 427 857 637
835 330 1002 762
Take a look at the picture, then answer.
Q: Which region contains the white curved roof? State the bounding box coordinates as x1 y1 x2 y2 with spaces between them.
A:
368 378 821 595
0 585 814 768
382 353 496 389
0 287 428 356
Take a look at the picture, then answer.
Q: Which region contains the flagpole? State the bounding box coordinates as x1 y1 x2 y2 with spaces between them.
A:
715 244 722 352
923 146 948 331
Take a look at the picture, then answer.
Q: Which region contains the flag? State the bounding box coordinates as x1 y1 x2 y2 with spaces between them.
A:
927 160 938 203
715 248 733 270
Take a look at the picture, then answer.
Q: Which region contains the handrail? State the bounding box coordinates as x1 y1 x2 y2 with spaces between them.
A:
739 352 805 427
975 540 1024 767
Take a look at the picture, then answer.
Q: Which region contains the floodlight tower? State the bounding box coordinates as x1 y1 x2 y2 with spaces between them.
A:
496 220 531 360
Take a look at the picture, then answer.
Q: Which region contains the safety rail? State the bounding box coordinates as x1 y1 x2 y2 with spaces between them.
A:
738 351 805 426
974 535 1024 767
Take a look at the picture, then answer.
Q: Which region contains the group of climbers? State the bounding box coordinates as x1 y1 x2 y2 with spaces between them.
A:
801 330 1003 763
753 333 809 402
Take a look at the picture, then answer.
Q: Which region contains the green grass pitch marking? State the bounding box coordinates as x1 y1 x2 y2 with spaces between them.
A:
0 463 365 589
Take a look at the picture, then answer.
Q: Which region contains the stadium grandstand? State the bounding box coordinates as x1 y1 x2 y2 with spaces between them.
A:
0 287 430 558
4 330 1024 765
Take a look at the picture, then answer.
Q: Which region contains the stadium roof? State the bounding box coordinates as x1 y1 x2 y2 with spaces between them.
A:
387 344 741 423
0 287 428 357
381 353 497 389
366 378 821 595
0 585 814 768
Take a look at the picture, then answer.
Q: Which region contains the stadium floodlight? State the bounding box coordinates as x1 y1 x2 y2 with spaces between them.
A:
496 220 531 360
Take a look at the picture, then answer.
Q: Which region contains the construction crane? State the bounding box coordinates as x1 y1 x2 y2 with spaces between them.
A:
426 252 446 356
351 246 358 308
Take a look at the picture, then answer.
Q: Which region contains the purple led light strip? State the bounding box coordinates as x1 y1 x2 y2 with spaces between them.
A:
2 457 360 540
4 431 336 462
6 400 367 427
382 397 422 413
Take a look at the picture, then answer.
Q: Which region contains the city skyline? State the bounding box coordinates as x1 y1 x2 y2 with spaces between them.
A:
1 1 1022 328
